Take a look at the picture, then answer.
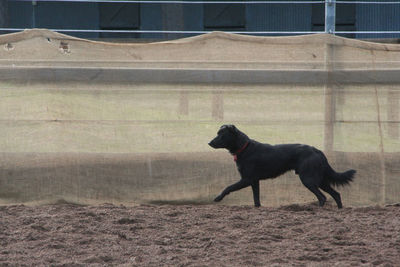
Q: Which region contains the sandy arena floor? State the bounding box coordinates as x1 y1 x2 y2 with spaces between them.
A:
0 203 399 266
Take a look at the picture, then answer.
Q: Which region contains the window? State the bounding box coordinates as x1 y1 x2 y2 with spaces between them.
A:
99 3 140 38
204 4 246 30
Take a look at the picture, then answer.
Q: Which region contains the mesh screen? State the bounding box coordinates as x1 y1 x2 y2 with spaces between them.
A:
0 30 399 206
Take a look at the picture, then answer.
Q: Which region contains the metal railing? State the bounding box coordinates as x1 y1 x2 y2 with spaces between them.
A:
1 0 400 37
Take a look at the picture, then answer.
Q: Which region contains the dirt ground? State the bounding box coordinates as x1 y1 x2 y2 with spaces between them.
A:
0 203 399 267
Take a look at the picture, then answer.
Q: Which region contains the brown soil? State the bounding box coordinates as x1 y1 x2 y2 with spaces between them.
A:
0 203 399 266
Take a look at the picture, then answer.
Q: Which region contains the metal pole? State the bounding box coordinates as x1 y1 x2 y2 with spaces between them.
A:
32 1 37 28
324 0 336 150
325 0 336 34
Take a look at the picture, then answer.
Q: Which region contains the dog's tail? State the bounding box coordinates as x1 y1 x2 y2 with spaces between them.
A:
318 150 356 186
325 167 356 187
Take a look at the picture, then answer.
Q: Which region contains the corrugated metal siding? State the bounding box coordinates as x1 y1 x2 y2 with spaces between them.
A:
247 3 312 34
356 5 400 38
7 2 400 39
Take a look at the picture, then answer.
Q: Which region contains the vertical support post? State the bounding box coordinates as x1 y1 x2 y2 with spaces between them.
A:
162 4 184 39
178 91 189 116
32 1 37 28
371 51 387 206
212 92 224 121
387 89 399 139
324 43 335 152
325 0 336 34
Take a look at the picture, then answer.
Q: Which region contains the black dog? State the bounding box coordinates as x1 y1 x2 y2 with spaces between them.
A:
208 125 356 208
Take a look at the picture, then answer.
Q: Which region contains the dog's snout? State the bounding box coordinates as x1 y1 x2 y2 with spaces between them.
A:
208 140 215 148
208 137 219 148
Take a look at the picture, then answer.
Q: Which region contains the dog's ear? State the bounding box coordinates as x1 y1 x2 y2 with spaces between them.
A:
219 125 228 132
219 124 238 134
227 125 238 134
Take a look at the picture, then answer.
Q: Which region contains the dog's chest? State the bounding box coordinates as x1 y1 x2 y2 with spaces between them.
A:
235 161 256 178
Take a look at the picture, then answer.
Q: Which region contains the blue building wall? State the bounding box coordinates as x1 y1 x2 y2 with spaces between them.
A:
9 2 100 38
6 2 400 39
8 2 35 29
246 4 313 33
356 4 400 39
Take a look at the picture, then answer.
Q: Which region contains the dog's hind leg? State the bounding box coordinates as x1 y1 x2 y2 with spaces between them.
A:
299 175 327 207
320 183 343 209
214 179 251 203
305 184 327 207
251 180 261 207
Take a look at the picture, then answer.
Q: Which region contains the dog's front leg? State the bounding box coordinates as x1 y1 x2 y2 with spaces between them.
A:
251 180 261 207
214 179 251 203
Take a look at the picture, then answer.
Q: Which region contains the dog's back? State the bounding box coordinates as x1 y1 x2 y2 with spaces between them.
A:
238 141 321 180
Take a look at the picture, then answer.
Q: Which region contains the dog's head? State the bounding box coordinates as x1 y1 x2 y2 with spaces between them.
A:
208 124 242 151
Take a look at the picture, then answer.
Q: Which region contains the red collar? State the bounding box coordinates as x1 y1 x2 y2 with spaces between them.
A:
233 142 249 162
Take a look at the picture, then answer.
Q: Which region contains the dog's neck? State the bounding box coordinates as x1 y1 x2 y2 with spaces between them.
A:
229 131 250 155
232 141 249 162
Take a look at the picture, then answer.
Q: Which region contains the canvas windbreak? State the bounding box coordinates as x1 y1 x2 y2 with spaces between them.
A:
0 29 399 206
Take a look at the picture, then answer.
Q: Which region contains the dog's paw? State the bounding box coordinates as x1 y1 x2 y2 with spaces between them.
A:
214 195 223 202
